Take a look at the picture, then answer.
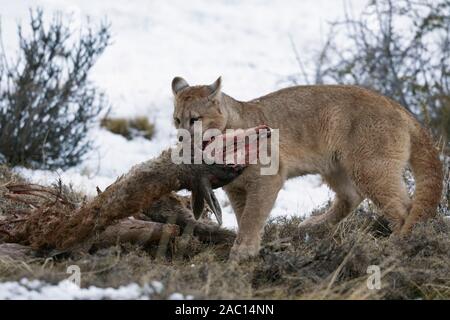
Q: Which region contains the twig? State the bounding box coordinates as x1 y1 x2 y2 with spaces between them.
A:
288 34 310 85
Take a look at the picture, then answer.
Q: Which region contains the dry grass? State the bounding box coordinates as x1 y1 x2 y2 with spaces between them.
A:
0 164 449 300
100 116 155 141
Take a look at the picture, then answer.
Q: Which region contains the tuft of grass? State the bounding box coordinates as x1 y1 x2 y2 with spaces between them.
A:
129 117 156 140
101 116 155 141
101 118 130 139
0 165 27 218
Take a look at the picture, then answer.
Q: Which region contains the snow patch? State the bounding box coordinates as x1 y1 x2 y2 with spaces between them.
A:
0 278 191 300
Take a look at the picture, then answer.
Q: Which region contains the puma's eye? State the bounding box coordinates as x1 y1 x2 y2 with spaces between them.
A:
190 117 202 125
174 118 181 125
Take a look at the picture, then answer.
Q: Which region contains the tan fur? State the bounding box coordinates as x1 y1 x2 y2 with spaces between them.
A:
172 77 444 260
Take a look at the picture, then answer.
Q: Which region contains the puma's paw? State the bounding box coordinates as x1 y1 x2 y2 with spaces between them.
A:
298 213 334 234
229 242 260 262
298 214 332 233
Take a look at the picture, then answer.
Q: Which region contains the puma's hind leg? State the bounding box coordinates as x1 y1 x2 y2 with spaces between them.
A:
350 159 411 234
299 167 363 231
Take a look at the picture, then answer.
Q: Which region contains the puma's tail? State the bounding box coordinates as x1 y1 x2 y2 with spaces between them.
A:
401 125 443 234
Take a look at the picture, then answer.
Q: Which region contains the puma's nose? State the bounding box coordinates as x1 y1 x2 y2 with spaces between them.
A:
178 136 183 142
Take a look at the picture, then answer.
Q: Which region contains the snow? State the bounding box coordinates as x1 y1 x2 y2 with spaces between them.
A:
0 278 194 300
1 1 367 229
169 292 194 300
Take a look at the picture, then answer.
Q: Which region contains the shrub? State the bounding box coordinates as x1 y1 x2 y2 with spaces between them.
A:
0 9 111 169
296 0 450 144
101 116 155 141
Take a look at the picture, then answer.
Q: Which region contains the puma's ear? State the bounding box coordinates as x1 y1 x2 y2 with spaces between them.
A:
172 77 189 95
208 76 222 101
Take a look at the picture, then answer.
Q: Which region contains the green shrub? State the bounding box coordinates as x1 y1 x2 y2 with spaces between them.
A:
0 9 110 169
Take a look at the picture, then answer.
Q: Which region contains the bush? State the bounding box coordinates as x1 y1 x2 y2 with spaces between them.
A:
0 9 111 169
101 116 155 141
297 0 450 144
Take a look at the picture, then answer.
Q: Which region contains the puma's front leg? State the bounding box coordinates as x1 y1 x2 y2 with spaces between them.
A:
224 185 247 229
229 172 284 261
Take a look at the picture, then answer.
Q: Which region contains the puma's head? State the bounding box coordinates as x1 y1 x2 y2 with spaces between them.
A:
171 76 227 136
